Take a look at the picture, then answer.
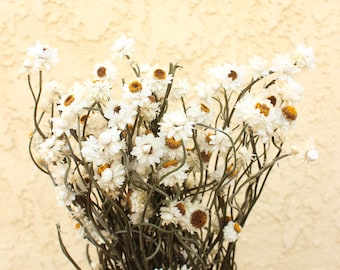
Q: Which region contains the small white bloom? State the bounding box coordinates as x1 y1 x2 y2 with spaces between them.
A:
247 55 269 79
223 221 241 243
271 53 299 74
56 184 76 206
209 128 233 152
92 60 118 82
110 35 134 58
103 100 138 130
26 40 59 71
170 79 190 100
159 111 195 141
292 43 315 70
131 134 166 166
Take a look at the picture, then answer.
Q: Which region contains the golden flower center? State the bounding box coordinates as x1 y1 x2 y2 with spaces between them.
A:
234 222 242 233
162 159 178 168
190 209 208 229
281 105 297 121
97 66 106 78
166 137 182 149
228 70 238 81
97 163 110 176
64 95 75 106
153 69 167 80
175 202 186 215
200 103 210 113
128 81 143 92
255 102 270 116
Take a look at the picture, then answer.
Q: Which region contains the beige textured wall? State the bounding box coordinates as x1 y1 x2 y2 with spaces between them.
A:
1 0 339 269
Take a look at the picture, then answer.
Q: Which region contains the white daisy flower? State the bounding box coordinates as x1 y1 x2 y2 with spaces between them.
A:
160 200 186 226
209 63 248 92
56 184 76 207
292 43 315 70
26 40 59 71
103 100 138 130
170 78 190 100
131 134 166 166
271 53 299 74
98 127 124 157
160 160 189 187
247 55 269 79
159 111 195 141
110 35 134 58
223 221 241 243
208 128 233 153
92 60 118 82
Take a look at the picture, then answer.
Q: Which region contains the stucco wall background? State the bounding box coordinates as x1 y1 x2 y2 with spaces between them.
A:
0 0 339 269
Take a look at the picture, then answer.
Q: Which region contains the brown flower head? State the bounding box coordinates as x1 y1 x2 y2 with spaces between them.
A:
129 80 143 93
190 209 208 229
281 105 297 121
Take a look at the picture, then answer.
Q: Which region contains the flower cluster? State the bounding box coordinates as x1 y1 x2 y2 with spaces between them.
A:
23 36 316 270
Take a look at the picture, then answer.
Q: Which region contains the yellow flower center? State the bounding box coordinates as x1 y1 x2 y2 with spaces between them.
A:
162 159 178 168
153 69 167 80
234 222 242 233
64 95 75 106
128 81 143 93
200 103 210 113
97 66 106 78
281 105 297 121
97 164 110 176
165 137 182 149
190 209 208 228
255 102 270 116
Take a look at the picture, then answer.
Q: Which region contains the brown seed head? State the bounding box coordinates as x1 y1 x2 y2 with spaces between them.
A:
153 69 167 80
190 209 208 229
201 151 212 163
97 66 107 78
228 70 238 81
281 105 297 121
